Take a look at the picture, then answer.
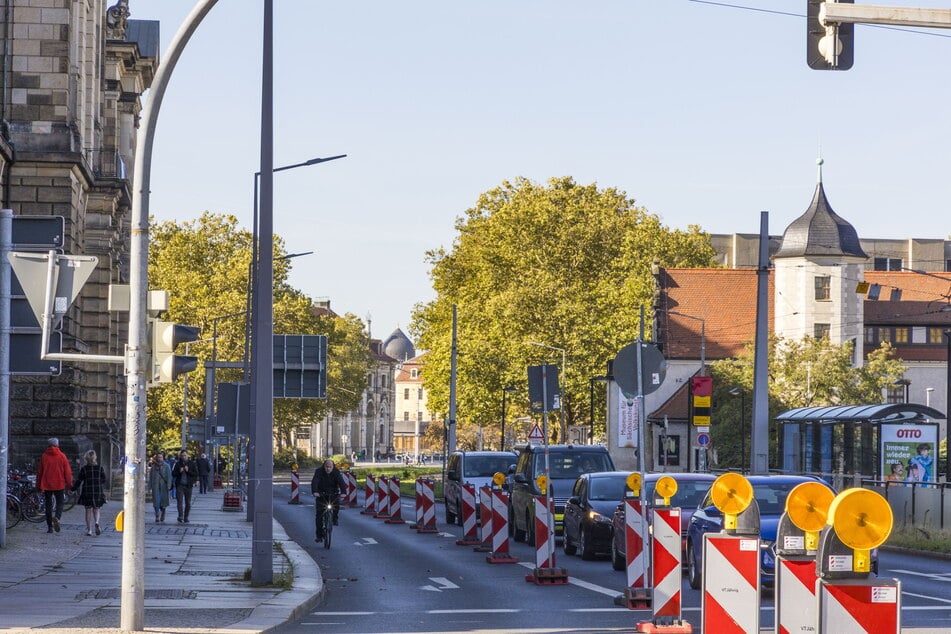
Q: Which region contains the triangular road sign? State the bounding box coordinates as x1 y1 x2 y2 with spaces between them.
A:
528 423 544 445
8 252 99 330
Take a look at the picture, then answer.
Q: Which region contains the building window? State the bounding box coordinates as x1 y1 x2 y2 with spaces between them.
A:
403 412 409 421
894 327 909 344
879 327 892 344
814 323 830 340
814 276 831 301
417 411 423 422
381 375 387 388
873 257 903 271
404 388 409 400
418 388 423 399
864 327 876 344
929 327 947 344
367 374 373 387
411 368 418 379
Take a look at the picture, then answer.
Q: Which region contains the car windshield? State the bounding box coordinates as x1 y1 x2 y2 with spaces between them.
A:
647 480 710 508
588 475 629 501
752 482 810 515
535 453 612 479
464 456 516 478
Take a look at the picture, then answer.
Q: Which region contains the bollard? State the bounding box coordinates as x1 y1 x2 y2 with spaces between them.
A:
486 490 518 564
374 475 391 518
346 471 358 507
287 464 300 505
474 486 494 552
385 477 405 524
525 495 567 584
361 474 377 515
456 484 481 545
416 478 438 534
635 505 690 633
411 478 423 529
617 496 651 609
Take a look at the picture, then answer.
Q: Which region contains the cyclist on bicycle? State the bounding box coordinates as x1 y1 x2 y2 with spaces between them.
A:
311 459 346 542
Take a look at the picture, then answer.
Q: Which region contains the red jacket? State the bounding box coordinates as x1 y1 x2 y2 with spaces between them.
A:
37 446 73 492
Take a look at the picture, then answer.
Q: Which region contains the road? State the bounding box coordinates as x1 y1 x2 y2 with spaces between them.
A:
272 485 951 633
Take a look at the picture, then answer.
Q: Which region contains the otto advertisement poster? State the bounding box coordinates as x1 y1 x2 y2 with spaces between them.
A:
615 385 639 448
880 423 938 484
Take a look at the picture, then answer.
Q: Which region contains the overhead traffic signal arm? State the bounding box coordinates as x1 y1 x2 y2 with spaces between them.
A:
149 319 201 385
808 1 951 71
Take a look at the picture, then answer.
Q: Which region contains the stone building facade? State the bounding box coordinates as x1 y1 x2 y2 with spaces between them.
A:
1 1 157 472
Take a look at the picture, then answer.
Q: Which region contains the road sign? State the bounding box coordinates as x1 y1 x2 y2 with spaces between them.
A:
612 342 666 400
8 252 98 330
697 433 711 447
527 364 559 412
10 331 62 375
528 423 544 445
11 215 64 250
273 334 327 399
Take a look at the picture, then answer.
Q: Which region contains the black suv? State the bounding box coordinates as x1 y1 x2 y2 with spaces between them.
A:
507 444 615 545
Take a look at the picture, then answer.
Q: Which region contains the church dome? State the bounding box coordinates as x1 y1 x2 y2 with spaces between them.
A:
382 328 416 362
774 159 867 260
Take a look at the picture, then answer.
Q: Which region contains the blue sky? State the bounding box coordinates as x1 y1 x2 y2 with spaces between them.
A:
140 1 951 341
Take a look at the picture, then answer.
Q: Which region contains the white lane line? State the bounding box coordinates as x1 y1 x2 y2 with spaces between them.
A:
902 591 951 605
426 608 521 614
516 561 633 599
311 612 376 615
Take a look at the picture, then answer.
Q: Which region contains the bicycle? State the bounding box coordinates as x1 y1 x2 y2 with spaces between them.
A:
6 491 22 529
315 493 344 549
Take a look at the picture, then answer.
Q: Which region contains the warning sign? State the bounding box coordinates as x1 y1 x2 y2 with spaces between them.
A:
528 423 544 445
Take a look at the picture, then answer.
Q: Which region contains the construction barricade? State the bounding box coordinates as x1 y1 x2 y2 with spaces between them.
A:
345 471 358 507
385 476 405 524
362 474 377 515
288 464 300 504
636 504 690 633
485 490 518 564
617 495 651 610
525 495 567 584
411 478 423 529
416 478 438 533
456 484 481 545
474 486 494 552
374 475 391 519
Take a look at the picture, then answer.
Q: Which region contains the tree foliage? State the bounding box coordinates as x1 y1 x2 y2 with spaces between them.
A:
146 212 370 453
710 335 906 469
411 177 716 443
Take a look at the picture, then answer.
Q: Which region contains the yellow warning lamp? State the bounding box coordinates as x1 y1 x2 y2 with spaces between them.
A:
115 509 124 533
626 472 643 497
536 474 548 495
827 488 893 573
655 475 678 506
492 472 507 487
785 481 834 551
710 472 753 531
291 463 298 471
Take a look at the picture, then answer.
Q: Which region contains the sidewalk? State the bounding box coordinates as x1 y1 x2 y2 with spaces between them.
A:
0 486 322 633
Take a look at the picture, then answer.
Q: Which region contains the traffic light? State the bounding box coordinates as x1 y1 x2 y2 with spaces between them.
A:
150 319 200 384
807 0 854 70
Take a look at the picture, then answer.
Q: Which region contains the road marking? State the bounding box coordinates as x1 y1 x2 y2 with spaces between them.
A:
312 611 376 615
427 609 519 614
902 591 951 605
516 562 620 598
353 537 377 546
889 569 951 582
420 577 460 592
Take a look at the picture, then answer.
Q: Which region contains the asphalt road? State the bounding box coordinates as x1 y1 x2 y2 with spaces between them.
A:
272 485 951 634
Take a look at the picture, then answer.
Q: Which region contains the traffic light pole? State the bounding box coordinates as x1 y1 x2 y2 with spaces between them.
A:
123 2 219 630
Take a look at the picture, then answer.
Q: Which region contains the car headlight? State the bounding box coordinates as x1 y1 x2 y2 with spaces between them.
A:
588 510 611 523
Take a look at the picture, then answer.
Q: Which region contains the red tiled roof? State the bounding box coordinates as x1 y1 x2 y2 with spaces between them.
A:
865 271 951 304
656 268 774 360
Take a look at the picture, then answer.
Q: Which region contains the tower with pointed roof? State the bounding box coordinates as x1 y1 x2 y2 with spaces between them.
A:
773 159 868 363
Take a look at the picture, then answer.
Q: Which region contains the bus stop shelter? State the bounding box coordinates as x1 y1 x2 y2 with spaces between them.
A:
776 403 945 488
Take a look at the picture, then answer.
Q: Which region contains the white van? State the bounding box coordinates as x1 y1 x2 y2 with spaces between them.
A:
444 450 518 525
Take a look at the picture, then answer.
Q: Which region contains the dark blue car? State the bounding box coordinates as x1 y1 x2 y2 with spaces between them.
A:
685 474 834 589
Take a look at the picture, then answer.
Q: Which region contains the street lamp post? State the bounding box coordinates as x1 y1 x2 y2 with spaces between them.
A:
526 341 567 442
501 386 516 450
729 387 746 472
589 376 608 445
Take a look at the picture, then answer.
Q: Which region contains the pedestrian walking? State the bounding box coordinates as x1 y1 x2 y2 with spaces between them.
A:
36 437 73 534
171 450 198 523
196 452 212 494
148 452 172 522
73 450 108 536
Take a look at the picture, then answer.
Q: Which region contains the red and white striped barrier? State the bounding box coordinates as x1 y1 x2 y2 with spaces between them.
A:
649 508 682 620
412 478 423 528
374 475 391 518
345 471 358 507
288 467 300 504
474 486 494 552
456 484 481 545
620 497 650 609
525 495 566 584
485 490 518 564
361 474 377 515
776 556 818 634
700 534 760 633
416 478 437 533
385 476 405 524
818 578 901 633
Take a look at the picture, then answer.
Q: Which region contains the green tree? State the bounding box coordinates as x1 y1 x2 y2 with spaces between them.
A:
146 212 369 452
411 176 716 443
710 335 906 469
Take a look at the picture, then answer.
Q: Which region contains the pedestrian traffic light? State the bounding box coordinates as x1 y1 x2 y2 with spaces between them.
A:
807 0 854 70
150 319 200 384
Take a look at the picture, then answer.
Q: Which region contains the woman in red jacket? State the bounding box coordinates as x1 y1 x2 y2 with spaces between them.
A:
36 437 73 533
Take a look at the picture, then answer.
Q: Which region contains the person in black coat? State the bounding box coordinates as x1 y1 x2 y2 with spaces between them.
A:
311 460 347 540
196 453 212 494
73 449 108 536
171 450 199 523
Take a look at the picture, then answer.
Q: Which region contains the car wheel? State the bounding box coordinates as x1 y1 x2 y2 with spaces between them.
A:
687 540 701 590
513 508 526 542
611 537 625 571
563 529 577 556
579 526 595 561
